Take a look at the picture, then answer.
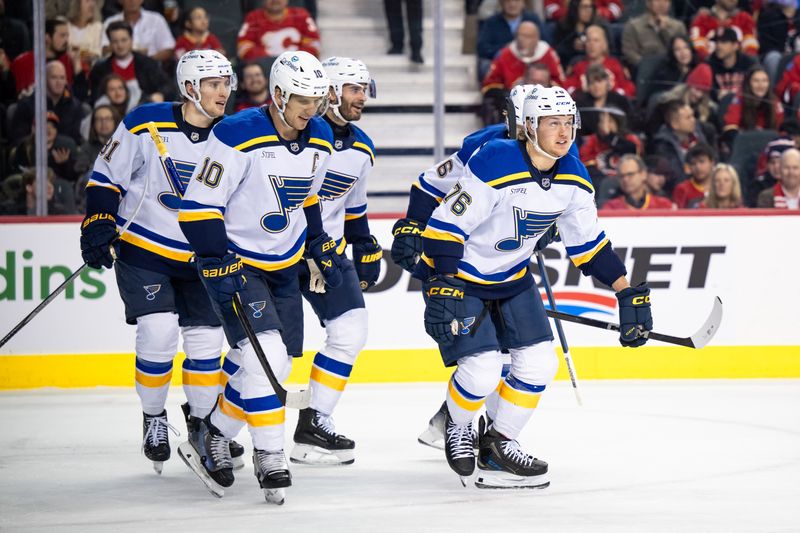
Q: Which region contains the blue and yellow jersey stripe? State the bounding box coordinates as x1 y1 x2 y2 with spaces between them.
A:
181 357 221 387
243 394 284 426
86 171 126 196
116 216 194 263
309 353 353 392
422 217 469 243
448 377 485 411
231 231 307 271
554 173 594 194
310 137 333 154
498 376 545 409
345 204 367 221
352 141 375 165
485 171 533 190
566 232 609 267
234 134 280 152
135 358 173 388
177 200 226 223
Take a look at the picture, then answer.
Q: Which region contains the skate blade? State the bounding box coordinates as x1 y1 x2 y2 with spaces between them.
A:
289 443 354 466
152 461 164 475
474 469 550 490
232 455 245 470
263 488 285 505
417 426 445 450
177 442 225 498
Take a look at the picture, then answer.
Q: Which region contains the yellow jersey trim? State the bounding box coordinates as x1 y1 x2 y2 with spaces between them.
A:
177 210 224 222
129 121 177 135
555 173 594 192
486 171 532 188
119 233 193 262
234 135 279 151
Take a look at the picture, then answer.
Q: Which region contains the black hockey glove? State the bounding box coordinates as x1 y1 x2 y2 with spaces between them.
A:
80 213 118 269
352 236 383 291
196 253 247 308
616 282 653 347
423 275 466 346
391 218 424 272
534 224 560 252
307 233 343 288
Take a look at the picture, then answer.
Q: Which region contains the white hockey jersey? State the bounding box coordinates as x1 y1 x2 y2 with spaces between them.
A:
420 139 622 298
86 102 219 272
318 120 374 244
178 107 333 271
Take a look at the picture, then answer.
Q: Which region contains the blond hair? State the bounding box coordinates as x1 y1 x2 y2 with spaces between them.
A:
705 163 742 208
67 0 101 25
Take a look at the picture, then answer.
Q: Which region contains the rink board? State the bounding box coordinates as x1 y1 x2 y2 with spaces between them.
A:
1 213 799 388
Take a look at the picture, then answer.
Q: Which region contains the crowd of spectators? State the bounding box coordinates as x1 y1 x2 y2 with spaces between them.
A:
477 0 800 210
1 0 799 214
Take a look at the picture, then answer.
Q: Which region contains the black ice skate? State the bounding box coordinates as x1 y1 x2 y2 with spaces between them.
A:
142 410 178 474
475 426 549 490
178 416 235 498
443 405 476 486
417 401 446 450
181 402 245 470
253 449 292 505
290 408 355 465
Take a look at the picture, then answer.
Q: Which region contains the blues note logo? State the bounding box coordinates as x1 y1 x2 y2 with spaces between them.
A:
495 207 561 252
261 175 314 233
143 284 162 301
158 158 197 211
318 170 357 201
249 301 266 319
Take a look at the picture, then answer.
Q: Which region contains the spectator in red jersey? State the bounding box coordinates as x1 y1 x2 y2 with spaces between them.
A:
708 27 756 102
545 0 623 23
689 0 758 60
775 54 800 108
553 0 600 66
10 60 86 146
699 163 744 208
649 101 711 185
564 24 636 98
174 7 225 60
721 65 784 152
574 64 632 136
480 21 564 125
89 21 169 104
476 0 542 80
757 148 800 208
237 0 320 62
100 0 175 63
672 143 716 208
758 0 800 83
621 0 686 68
603 154 676 210
235 62 270 112
10 18 83 97
579 107 642 183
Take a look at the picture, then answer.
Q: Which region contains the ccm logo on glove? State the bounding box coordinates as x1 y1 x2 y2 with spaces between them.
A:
427 286 464 298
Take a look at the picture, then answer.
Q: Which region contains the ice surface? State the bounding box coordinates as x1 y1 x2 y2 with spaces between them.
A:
2 380 799 532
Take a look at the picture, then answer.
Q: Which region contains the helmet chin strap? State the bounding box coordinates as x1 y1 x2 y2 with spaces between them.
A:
275 96 293 130
188 83 215 120
525 127 560 162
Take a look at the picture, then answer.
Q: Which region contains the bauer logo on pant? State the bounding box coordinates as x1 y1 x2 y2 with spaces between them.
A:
143 284 161 301
249 301 267 319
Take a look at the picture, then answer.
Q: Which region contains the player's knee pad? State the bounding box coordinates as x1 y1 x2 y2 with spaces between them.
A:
181 326 224 360
240 330 292 383
135 312 180 362
455 350 504 398
323 308 368 363
509 340 558 387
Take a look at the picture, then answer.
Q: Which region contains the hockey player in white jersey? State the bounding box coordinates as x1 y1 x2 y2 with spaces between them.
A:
416 86 653 488
178 51 340 503
78 50 243 476
289 57 381 466
390 84 566 449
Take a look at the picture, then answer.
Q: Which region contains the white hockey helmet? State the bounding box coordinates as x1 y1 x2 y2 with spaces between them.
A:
522 85 580 160
176 49 237 119
270 51 330 124
321 56 376 123
506 83 536 135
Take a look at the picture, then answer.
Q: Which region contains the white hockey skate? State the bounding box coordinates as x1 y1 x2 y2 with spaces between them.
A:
253 449 292 505
417 402 446 450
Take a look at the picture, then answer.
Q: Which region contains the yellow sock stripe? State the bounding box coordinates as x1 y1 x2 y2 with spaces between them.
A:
447 379 485 411
498 382 541 409
218 395 247 421
310 366 348 392
182 370 221 387
247 409 285 427
135 370 173 388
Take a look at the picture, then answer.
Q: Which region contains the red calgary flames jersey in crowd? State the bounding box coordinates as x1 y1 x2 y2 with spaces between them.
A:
237 7 320 60
689 9 758 60
544 0 623 22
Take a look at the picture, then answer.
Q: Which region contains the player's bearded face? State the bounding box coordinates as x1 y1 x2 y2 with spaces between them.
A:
198 77 233 118
285 94 327 130
339 83 368 121
533 115 573 157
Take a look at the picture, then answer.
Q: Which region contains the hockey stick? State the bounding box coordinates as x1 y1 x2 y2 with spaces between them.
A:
0 122 161 349
536 252 582 406
231 292 311 409
544 296 723 349
146 122 186 195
